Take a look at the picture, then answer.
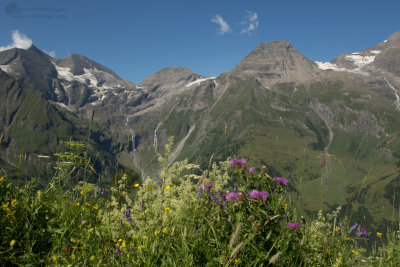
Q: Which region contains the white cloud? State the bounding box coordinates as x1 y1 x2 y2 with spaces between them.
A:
0 30 32 51
211 14 231 35
241 11 259 35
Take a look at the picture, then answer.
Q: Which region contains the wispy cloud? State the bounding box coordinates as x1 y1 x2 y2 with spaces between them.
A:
241 11 259 35
0 30 33 51
211 14 231 35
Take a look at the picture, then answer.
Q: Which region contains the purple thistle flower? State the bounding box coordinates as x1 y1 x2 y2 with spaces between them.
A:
198 186 203 199
230 158 247 169
259 191 269 201
357 225 368 237
273 177 289 186
349 223 358 233
226 192 239 201
247 190 269 201
287 222 300 229
249 167 256 176
248 190 260 200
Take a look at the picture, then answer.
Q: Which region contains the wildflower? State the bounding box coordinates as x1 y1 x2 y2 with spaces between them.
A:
261 166 268 174
230 158 247 169
284 203 288 210
145 185 152 190
198 186 203 199
233 184 237 193
162 227 167 234
205 183 215 193
398 234 400 239
352 249 358 256
0 177 3 182
349 223 358 233
357 225 368 237
273 177 289 186
134 183 139 188
226 192 240 201
287 222 300 230
81 220 87 225
2 202 9 211
165 185 170 190
10 240 15 247
377 232 382 238
234 258 242 264
247 190 269 201
71 254 76 260
211 194 217 203
90 255 95 261
124 209 134 227
164 207 171 212
249 167 256 176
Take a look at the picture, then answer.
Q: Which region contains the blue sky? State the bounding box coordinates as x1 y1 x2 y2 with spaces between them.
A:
1 0 399 83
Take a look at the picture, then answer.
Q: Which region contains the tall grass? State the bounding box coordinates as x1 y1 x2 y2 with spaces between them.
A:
1 139 400 266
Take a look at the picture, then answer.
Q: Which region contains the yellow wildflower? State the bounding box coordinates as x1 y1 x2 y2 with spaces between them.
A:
284 203 288 210
164 207 171 212
234 258 242 264
377 232 382 238
145 185 152 190
10 240 15 247
92 205 99 211
335 226 340 232
0 177 3 182
134 183 139 187
2 202 9 211
118 238 122 243
90 256 95 261
352 249 358 256
142 235 147 240
162 227 167 234
165 185 170 190
80 190 83 195
154 230 160 236
52 255 56 261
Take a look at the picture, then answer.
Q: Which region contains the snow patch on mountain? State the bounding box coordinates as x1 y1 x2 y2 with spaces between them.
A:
315 61 347 71
370 50 381 55
185 77 215 87
345 54 376 68
0 64 12 73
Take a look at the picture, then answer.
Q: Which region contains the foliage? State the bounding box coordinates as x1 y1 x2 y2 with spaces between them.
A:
1 140 400 266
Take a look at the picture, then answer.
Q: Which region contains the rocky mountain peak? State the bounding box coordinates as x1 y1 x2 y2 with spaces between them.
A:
139 67 201 91
55 54 121 79
387 30 400 44
230 40 318 85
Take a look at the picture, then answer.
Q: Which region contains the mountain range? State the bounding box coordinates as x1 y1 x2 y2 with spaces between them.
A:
1 31 400 229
